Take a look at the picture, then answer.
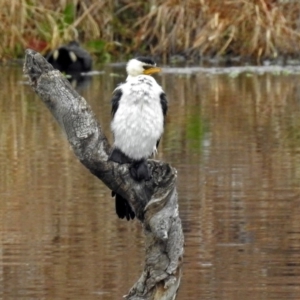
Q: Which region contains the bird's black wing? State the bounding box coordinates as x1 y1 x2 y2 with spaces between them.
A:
156 92 168 149
160 92 168 120
111 88 123 118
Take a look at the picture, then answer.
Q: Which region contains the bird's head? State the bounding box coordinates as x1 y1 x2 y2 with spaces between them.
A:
126 57 161 77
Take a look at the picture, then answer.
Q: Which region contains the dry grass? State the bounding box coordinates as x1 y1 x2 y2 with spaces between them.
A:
0 0 114 60
134 0 300 60
1 0 300 61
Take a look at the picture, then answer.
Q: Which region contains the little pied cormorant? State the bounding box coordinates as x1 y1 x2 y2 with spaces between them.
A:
109 57 168 220
46 41 92 74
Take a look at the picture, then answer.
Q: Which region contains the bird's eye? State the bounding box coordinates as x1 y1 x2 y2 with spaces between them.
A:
143 65 152 70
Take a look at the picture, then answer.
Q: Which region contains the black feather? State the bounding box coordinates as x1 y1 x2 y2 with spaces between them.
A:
135 56 156 66
109 147 132 164
130 159 151 181
111 88 122 118
113 192 135 220
156 139 161 149
156 93 168 149
160 92 168 119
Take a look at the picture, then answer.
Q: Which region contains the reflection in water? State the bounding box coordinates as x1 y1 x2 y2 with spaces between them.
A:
67 72 93 91
1 66 300 299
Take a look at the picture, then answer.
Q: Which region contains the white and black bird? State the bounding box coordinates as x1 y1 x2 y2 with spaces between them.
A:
109 57 168 220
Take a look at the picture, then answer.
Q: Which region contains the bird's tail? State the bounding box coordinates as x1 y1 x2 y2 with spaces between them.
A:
112 191 135 220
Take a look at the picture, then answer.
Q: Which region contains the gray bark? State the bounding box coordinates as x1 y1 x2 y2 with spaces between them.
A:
23 49 184 300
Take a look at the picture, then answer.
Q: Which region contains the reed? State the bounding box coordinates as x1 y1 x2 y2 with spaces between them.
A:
1 0 300 62
0 0 114 60
134 0 300 60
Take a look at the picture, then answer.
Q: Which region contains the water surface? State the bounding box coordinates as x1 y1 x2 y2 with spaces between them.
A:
1 63 300 299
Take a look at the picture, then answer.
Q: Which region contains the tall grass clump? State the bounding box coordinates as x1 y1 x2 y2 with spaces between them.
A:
0 0 115 61
133 0 300 60
1 0 300 61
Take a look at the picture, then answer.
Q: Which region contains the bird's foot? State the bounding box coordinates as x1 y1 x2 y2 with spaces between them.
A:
130 160 151 181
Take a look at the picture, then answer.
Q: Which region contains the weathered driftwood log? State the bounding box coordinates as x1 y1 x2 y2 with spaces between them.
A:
23 49 184 300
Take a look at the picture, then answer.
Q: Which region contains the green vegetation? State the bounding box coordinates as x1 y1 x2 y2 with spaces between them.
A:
1 0 300 62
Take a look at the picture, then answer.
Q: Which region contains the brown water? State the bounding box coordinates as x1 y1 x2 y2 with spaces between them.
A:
1 63 300 299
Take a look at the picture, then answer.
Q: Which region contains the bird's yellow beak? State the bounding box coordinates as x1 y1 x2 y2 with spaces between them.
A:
143 67 161 75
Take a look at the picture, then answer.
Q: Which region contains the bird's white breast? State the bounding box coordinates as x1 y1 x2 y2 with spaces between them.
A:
111 75 164 160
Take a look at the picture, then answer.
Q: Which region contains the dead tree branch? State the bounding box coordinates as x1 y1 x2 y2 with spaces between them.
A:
23 49 184 300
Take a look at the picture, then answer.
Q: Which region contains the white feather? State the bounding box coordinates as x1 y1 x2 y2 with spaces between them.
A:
111 75 164 161
126 58 156 76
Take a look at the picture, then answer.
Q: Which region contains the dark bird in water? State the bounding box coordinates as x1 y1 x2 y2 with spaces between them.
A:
109 57 168 220
46 41 92 74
